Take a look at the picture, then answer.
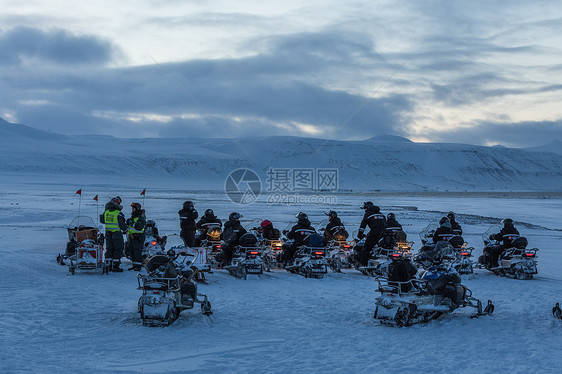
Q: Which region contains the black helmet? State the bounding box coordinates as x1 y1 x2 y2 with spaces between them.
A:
296 212 308 221
204 208 214 217
229 212 242 221
447 211 456 221
183 201 194 209
131 202 141 211
502 218 514 227
387 212 396 220
324 210 337 219
439 216 450 227
360 201 374 210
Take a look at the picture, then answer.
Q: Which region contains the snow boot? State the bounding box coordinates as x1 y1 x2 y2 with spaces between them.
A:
112 260 124 272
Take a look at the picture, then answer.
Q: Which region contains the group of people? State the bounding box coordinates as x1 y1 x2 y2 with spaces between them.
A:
99 196 146 272
99 196 520 272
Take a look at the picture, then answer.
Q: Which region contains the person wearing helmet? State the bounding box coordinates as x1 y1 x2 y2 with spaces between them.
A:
281 212 317 265
125 202 146 271
178 201 198 247
323 210 348 245
195 209 222 246
447 212 463 235
99 196 128 272
433 217 453 243
221 212 247 266
484 218 520 268
355 202 387 267
385 213 402 232
259 220 280 240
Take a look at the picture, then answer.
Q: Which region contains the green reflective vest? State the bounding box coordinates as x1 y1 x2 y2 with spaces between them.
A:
128 216 145 234
104 210 121 232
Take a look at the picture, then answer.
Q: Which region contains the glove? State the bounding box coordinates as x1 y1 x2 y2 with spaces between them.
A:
283 230 288 235
357 232 365 240
489 234 494 240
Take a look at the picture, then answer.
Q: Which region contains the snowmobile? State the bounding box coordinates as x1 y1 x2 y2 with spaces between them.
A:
57 216 106 275
373 262 494 327
324 239 355 273
261 238 284 271
137 246 212 327
200 224 223 268
448 236 474 275
224 233 265 279
477 225 539 280
317 218 354 272
553 303 562 320
142 220 167 260
284 234 328 279
353 230 413 277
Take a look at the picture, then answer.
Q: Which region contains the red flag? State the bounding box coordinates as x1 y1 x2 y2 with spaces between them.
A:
140 189 146 196
76 189 82 195
93 194 98 201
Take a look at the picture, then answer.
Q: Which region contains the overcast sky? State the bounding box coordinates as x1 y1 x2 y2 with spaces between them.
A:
1 0 562 147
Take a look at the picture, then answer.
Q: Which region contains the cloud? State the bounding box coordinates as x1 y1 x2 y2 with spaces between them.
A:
0 26 118 65
0 27 413 139
424 120 562 148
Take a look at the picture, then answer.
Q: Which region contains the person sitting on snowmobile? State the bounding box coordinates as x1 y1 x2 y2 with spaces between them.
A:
483 218 520 268
388 255 418 292
221 212 247 266
385 212 407 242
126 202 146 271
281 212 317 265
258 220 280 240
195 208 222 246
355 202 387 267
425 264 465 308
100 196 128 272
433 217 453 243
447 211 463 235
322 210 348 245
178 201 198 247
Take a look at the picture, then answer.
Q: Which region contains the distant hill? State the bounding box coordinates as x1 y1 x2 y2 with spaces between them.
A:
525 140 562 156
2 118 562 191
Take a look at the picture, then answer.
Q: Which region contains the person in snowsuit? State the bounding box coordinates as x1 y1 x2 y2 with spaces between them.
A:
178 201 198 247
322 210 348 245
258 220 280 240
100 196 128 272
426 269 465 308
483 218 520 268
355 202 387 267
447 211 463 236
433 217 453 243
221 212 247 266
126 202 146 271
384 212 407 243
281 212 317 265
388 256 418 292
195 209 222 246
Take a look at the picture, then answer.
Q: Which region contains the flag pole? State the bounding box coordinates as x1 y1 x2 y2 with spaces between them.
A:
77 188 82 222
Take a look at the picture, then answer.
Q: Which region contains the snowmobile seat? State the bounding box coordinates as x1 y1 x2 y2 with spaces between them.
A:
448 236 465 249
146 255 172 272
304 234 324 248
511 237 528 250
395 230 407 242
239 233 258 247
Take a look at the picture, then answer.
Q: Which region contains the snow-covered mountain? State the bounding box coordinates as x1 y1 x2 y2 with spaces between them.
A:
2 118 562 191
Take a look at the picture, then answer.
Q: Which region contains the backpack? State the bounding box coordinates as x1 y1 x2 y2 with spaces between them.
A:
305 234 324 248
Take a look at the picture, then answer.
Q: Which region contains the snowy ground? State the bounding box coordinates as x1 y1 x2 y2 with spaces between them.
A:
1 184 561 373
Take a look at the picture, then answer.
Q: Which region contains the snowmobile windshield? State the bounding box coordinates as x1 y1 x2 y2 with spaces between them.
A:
244 218 263 231
69 216 97 229
420 223 438 244
166 234 185 249
482 225 502 244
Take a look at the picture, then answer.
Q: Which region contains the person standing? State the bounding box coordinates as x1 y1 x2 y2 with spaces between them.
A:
100 196 128 272
221 212 247 266
356 202 387 266
179 201 198 247
126 202 146 271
